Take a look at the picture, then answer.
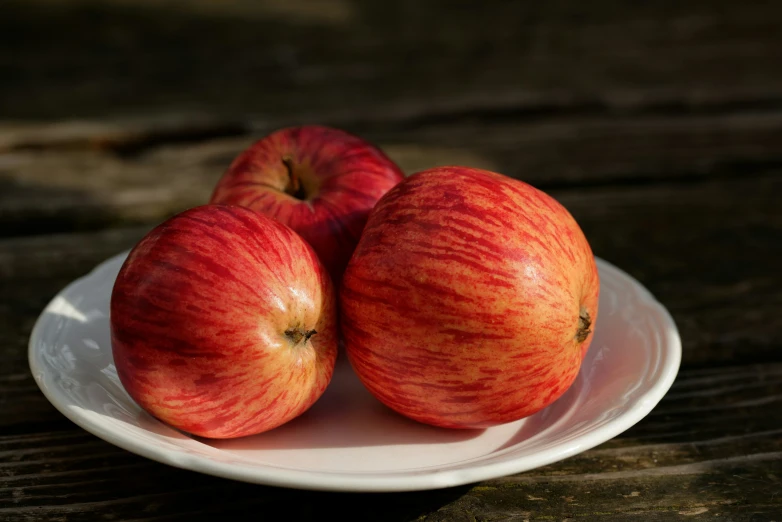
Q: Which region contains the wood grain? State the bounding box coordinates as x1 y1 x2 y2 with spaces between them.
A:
3 0 782 121
3 110 782 237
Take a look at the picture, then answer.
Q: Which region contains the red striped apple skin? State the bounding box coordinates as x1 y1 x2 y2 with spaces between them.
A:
340 167 599 429
110 205 337 439
210 125 404 283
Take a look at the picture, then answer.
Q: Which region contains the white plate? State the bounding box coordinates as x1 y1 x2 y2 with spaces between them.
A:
29 252 680 492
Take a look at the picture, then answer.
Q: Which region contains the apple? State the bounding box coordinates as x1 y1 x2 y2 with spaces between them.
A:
110 205 337 438
340 167 599 429
209 125 405 282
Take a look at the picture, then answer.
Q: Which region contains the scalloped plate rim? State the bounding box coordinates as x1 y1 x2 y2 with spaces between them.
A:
28 251 681 492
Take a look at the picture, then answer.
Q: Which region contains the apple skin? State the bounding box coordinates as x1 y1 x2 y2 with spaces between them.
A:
209 125 405 283
110 205 337 439
340 167 599 429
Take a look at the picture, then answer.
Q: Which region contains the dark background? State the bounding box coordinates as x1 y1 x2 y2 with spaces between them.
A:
1 1 781 520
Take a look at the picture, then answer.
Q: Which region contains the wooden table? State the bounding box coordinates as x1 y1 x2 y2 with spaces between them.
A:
2 1 781 520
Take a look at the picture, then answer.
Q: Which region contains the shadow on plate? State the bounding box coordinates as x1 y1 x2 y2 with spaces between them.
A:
207 356 485 451
37 294 485 450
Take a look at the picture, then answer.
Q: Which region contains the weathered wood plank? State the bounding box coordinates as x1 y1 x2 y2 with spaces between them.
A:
3 111 782 236
1 462 778 521
3 0 782 120
1 464 778 521
0 364 780 520
436 463 782 521
0 228 148 280
0 117 247 154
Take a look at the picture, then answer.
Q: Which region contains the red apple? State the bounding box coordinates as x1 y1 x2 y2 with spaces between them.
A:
209 125 405 282
110 205 337 438
340 167 599 429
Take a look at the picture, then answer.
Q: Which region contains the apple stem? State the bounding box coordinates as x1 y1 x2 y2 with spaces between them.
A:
576 309 592 343
282 156 307 200
285 327 318 346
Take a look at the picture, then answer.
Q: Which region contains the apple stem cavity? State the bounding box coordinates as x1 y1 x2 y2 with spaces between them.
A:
282 156 308 200
576 308 592 343
285 327 318 346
